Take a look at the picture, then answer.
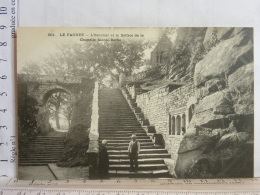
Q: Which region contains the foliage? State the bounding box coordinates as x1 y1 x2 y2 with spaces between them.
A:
57 124 89 167
46 91 73 130
21 39 150 81
18 95 39 145
58 90 93 167
159 28 207 82
20 61 43 75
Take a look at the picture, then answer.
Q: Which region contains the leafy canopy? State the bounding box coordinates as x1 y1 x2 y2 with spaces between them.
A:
21 39 150 81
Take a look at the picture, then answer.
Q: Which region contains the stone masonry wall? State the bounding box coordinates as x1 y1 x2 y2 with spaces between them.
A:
132 84 195 165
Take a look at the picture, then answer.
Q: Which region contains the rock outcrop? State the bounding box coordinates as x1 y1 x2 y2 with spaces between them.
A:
175 27 254 178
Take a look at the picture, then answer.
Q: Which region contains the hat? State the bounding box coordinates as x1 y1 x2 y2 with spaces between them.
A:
130 134 137 139
102 140 108 145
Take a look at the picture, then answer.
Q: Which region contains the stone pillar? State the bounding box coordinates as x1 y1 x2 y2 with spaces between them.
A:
86 139 99 179
87 149 99 179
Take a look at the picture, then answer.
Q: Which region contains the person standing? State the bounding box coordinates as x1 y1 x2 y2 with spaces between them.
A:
128 134 140 172
99 139 109 178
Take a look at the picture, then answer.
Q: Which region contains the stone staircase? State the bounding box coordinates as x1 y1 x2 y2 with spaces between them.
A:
99 88 172 178
19 136 65 166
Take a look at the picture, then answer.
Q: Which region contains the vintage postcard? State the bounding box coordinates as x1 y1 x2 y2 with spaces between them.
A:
17 27 254 180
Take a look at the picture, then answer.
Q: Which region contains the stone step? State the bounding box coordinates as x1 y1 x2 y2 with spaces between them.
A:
102 139 152 143
99 120 140 123
19 152 62 155
99 129 143 132
99 112 134 115
100 106 131 108
99 102 128 104
19 158 60 162
99 113 134 116
21 148 64 151
19 153 63 156
99 126 143 130
31 138 65 141
100 132 146 135
108 170 171 178
100 115 134 118
99 129 143 131
100 123 140 126
106 145 163 150
99 119 138 122
100 132 145 136
100 109 133 111
107 149 168 155
99 125 142 128
99 129 144 132
19 157 61 160
29 143 65 145
23 145 64 148
33 138 65 141
19 151 63 154
29 140 65 145
19 162 55 166
109 153 171 159
106 142 154 147
109 164 167 171
34 136 65 138
109 158 166 165
100 136 149 140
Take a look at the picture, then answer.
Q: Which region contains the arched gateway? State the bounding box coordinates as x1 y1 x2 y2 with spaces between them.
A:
18 74 93 131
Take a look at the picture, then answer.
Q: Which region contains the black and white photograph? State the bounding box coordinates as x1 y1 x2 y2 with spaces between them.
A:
17 27 254 180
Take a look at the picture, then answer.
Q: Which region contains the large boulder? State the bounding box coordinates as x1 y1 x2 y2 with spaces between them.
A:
203 27 234 50
175 132 253 178
227 62 254 115
194 29 253 87
178 135 215 154
192 91 233 128
228 62 253 92
195 78 226 100
217 132 250 149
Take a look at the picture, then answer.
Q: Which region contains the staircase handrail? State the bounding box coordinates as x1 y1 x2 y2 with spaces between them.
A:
126 66 160 83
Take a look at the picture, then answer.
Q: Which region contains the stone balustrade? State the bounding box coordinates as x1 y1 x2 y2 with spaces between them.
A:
126 66 160 83
86 81 100 179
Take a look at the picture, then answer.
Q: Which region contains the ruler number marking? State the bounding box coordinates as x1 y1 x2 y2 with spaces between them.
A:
0 25 7 30
0 59 7 62
0 7 7 14
0 109 7 113
0 92 7 96
0 42 7 46
0 126 7 130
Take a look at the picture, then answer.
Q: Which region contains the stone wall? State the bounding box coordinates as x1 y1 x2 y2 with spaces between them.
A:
130 84 195 167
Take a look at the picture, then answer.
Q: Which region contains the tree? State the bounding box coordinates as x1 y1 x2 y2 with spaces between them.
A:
21 39 150 81
46 91 72 130
20 61 43 75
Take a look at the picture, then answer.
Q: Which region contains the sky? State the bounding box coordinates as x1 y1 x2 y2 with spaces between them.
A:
17 27 177 73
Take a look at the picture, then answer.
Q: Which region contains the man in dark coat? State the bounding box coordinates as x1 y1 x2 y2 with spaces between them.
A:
99 139 109 178
128 134 140 172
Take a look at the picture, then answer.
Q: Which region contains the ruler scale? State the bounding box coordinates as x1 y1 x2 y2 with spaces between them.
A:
0 0 18 178
0 190 259 195
0 178 260 193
